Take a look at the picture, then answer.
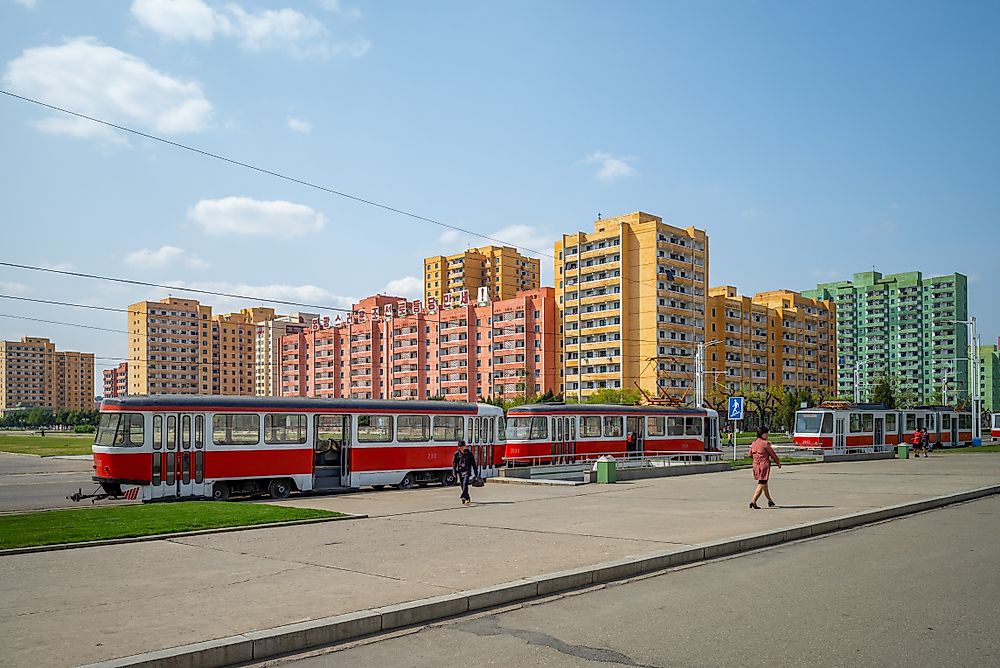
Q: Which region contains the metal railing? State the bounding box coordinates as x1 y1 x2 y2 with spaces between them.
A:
504 449 722 468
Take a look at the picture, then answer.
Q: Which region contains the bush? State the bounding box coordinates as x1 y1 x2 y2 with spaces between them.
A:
74 425 96 434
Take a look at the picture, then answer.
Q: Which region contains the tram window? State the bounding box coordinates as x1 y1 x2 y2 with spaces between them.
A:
397 415 430 442
862 414 874 432
885 414 896 432
822 413 834 434
684 417 703 436
959 414 972 429
905 414 916 431
167 416 176 449
213 414 260 445
181 416 191 449
433 415 464 441
489 417 496 442
358 415 393 442
941 414 951 429
581 416 602 438
603 416 623 438
647 416 665 437
667 416 684 436
570 418 576 440
95 413 144 447
316 415 348 451
265 414 307 444
194 415 204 449
152 451 161 484
506 417 547 440
850 414 861 432
153 416 162 450
194 451 204 484
497 416 506 442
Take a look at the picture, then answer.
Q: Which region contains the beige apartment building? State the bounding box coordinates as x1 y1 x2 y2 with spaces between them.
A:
556 212 708 402
0 336 94 412
424 245 540 306
254 312 316 396
127 297 278 396
706 287 836 395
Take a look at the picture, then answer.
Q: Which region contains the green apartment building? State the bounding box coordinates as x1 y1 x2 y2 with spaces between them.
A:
978 344 1000 413
804 271 968 405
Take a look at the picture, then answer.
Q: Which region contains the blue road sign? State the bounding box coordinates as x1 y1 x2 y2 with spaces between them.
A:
728 397 745 421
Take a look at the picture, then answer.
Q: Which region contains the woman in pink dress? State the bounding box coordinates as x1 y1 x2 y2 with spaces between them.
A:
749 427 781 509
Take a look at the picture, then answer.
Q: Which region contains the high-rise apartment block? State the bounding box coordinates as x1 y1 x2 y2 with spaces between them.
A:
0 336 95 412
804 271 968 404
706 287 772 391
254 312 316 397
127 297 279 396
556 212 708 401
977 344 1000 413
102 362 128 399
280 288 560 401
424 245 540 306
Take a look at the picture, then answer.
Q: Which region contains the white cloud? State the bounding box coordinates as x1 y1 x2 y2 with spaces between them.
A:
583 151 637 182
39 260 75 271
438 229 462 244
320 0 362 20
13 0 38 8
3 37 212 140
0 281 31 295
130 0 367 58
124 246 209 270
384 276 422 300
286 116 311 133
162 281 354 314
436 223 557 286
188 197 326 237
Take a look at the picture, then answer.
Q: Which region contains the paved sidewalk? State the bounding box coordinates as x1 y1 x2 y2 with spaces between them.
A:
1 455 998 667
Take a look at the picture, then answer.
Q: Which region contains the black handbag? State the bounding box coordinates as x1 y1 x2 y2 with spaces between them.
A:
470 475 485 488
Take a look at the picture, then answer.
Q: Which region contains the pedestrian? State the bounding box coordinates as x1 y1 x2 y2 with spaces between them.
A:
921 428 932 457
749 427 781 509
911 427 924 457
452 439 479 506
625 431 637 454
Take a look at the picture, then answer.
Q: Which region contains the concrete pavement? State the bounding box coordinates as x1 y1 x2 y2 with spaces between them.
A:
0 452 104 513
274 494 1000 668
1 454 998 667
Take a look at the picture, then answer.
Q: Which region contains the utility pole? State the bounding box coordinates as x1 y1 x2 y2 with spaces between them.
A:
695 340 720 407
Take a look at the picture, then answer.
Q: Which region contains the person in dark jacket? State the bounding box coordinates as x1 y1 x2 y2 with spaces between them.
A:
452 440 479 505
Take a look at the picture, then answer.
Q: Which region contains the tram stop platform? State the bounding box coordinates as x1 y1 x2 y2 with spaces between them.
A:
2 455 999 667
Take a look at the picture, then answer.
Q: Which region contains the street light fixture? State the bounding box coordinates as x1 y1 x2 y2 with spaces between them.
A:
950 317 982 443
695 339 721 407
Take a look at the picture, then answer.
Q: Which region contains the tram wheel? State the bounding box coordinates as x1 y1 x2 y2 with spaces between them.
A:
440 472 457 486
268 478 291 499
398 473 415 490
211 482 230 501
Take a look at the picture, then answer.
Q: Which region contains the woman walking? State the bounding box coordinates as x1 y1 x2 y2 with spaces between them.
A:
749 427 781 509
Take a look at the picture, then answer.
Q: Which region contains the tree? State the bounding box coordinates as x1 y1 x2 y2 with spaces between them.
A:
585 388 642 405
869 374 897 409
775 389 815 432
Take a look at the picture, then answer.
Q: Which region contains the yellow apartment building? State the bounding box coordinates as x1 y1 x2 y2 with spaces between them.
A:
556 212 709 402
706 287 837 395
128 297 278 396
0 336 94 412
424 245 540 305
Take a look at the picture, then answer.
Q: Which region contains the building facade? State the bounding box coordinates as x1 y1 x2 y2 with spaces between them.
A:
0 336 95 412
254 312 316 397
977 344 1000 413
804 271 969 404
280 288 560 402
424 245 540 306
556 212 708 402
127 297 280 396
102 362 128 399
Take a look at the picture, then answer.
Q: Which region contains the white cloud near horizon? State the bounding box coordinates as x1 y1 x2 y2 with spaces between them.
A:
125 246 210 270
188 197 326 237
583 151 637 182
2 37 212 141
0 281 31 295
13 0 38 8
286 116 312 133
320 0 361 20
435 223 557 285
131 0 369 58
383 276 422 300
160 280 355 315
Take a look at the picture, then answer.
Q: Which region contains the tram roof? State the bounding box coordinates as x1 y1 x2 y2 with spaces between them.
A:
507 403 715 416
100 396 489 413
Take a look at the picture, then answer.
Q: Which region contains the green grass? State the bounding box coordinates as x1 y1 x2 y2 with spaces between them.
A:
0 502 345 549
938 444 1000 454
726 456 815 468
722 433 793 446
0 432 94 456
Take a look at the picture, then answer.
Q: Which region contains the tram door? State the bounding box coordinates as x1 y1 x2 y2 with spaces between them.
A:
835 418 846 452
874 417 884 449
314 415 351 489
626 416 644 455
158 414 202 498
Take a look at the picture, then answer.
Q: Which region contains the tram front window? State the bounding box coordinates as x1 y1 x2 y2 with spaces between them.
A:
506 417 548 440
95 413 144 447
795 413 824 434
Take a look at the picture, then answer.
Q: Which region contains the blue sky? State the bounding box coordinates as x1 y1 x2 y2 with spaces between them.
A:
1 0 998 392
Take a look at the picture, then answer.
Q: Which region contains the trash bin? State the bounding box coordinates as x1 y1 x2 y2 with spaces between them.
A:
595 455 617 483
897 444 909 460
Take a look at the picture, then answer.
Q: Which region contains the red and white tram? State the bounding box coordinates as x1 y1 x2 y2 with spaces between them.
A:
991 413 1000 440
504 403 720 464
92 397 504 502
793 404 974 451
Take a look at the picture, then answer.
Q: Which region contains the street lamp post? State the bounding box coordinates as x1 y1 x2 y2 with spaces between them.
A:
951 317 982 443
695 340 720 407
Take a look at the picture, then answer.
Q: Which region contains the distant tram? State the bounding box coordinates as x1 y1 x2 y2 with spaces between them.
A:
504 403 720 464
992 413 1000 439
793 403 974 451
91 397 504 502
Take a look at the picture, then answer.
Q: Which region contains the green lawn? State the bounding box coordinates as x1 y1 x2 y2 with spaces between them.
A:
726 456 815 468
0 432 94 456
723 432 793 446
0 502 344 549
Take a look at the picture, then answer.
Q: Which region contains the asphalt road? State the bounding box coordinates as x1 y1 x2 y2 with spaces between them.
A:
0 453 105 512
269 495 1000 668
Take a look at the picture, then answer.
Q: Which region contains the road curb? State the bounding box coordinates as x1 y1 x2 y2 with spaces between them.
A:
78 483 1000 668
0 514 367 557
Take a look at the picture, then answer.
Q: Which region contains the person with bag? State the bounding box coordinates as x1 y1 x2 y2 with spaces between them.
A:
748 427 781 509
452 440 480 506
921 428 932 457
911 428 924 457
